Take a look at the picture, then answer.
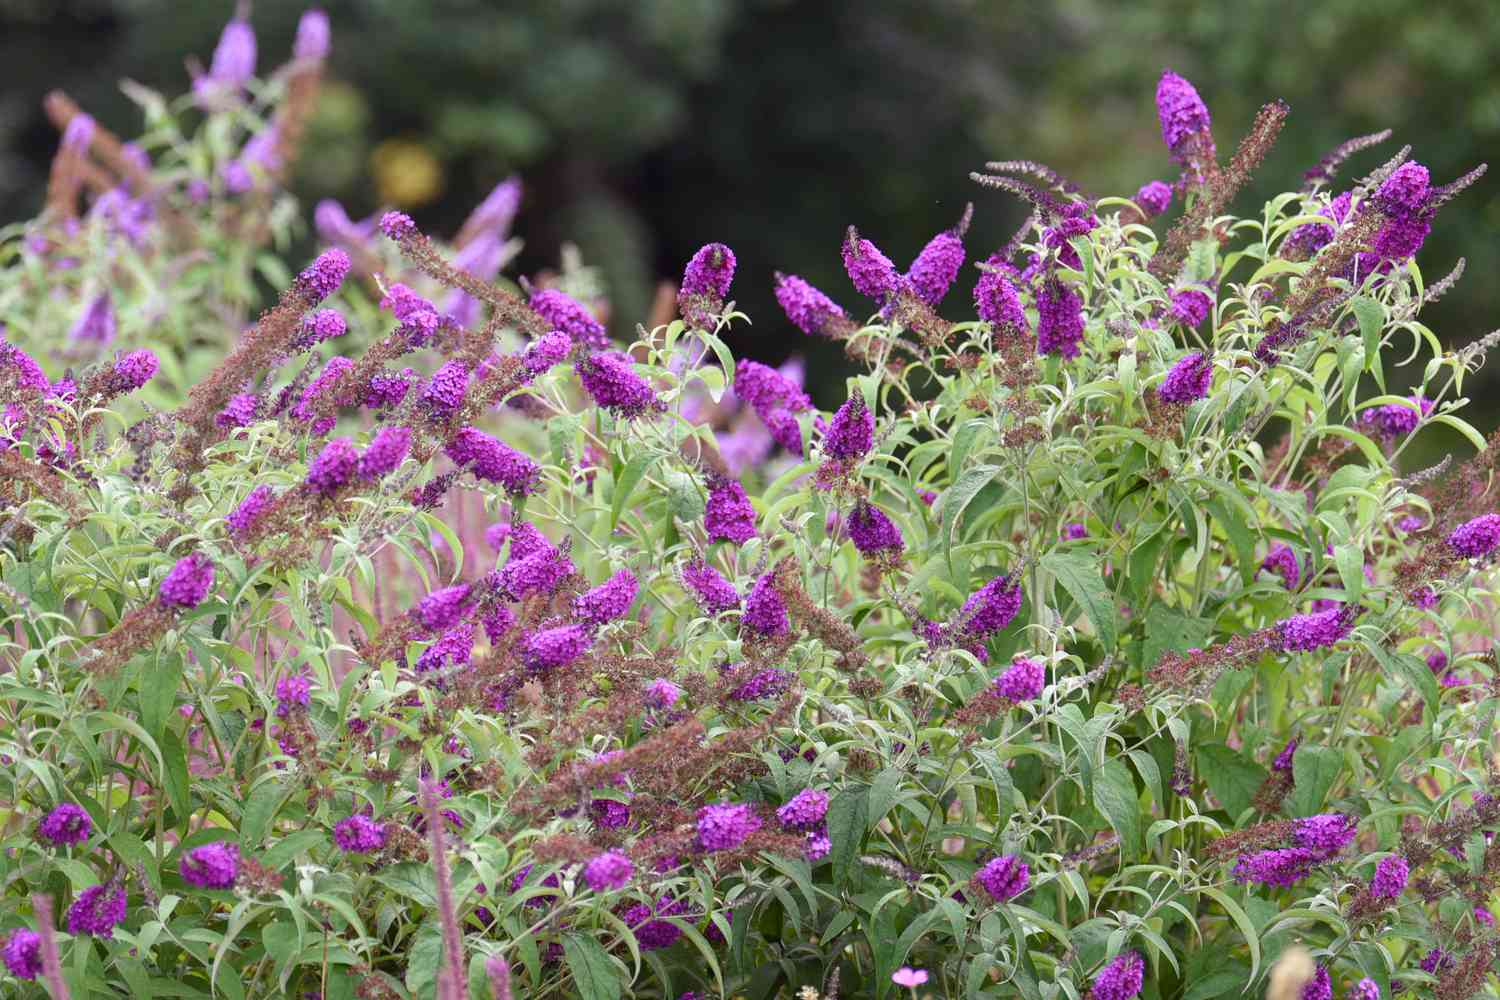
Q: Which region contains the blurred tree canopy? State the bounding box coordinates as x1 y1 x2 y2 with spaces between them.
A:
1 0 1496 413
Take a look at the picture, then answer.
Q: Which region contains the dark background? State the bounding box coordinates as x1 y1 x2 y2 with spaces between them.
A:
3 0 1498 422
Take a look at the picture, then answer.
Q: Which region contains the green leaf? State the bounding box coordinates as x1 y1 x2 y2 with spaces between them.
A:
1289 745 1342 817
1368 643 1440 709
160 728 191 823
1041 551 1117 652
1093 758 1142 858
563 933 622 1000
239 779 286 848
1195 743 1265 821
610 452 653 529
138 653 183 748
939 465 999 573
826 786 870 886
1198 887 1261 985
373 861 438 908
1332 543 1364 603
1351 296 1384 371
1141 605 1213 674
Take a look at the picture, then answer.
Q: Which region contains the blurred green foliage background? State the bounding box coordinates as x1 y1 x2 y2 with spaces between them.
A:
2 0 1498 418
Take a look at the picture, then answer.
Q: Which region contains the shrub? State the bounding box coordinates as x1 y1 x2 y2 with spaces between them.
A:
0 10 1497 1000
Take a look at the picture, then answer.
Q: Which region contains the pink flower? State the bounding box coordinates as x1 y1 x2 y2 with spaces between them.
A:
892 967 929 988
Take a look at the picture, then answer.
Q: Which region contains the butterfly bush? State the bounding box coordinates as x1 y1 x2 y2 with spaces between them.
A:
2 18 1500 1000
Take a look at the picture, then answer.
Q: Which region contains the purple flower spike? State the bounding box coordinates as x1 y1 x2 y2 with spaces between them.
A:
1232 846 1321 887
296 248 350 303
209 18 256 88
180 842 239 889
906 206 970 308
112 350 159 391
824 394 874 461
530 288 609 350
306 437 359 495
522 624 593 672
682 243 737 299
1169 289 1213 328
420 361 470 419
696 802 762 852
704 477 757 544
417 584 473 632
66 884 127 938
378 211 416 240
1158 350 1212 404
1301 966 1331 1000
742 572 790 638
358 426 411 479
1156 70 1211 155
682 558 740 614
583 850 634 892
974 269 1028 334
333 815 386 853
159 553 214 609
1036 278 1085 359
1370 855 1408 899
572 568 639 626
1349 979 1380 1000
975 854 1030 902
70 293 116 344
37 803 92 847
227 485 275 538
842 226 901 302
2 929 42 981
1448 513 1500 558
645 678 681 709
1091 950 1145 1000
294 8 331 61
848 501 904 556
575 352 661 418
774 272 847 337
1292 813 1357 856
776 789 829 830
1276 604 1357 652
1135 180 1173 216
445 427 541 497
995 657 1045 702
1261 543 1300 589
961 574 1023 638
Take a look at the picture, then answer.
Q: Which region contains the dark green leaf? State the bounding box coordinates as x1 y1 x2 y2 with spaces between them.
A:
1042 551 1117 653
1093 758 1141 858
939 465 999 573
1289 745 1342 817
826 786 870 886
563 933 622 1000
1195 743 1265 821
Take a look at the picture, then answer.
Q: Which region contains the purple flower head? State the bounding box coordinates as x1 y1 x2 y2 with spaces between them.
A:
416 623 476 672
1232 846 1322 887
1158 350 1213 405
697 802 763 852
1448 513 1500 559
645 678 682 709
209 17 256 87
417 584 473 632
573 568 639 626
523 331 573 376
227 485 275 538
974 268 1028 333
61 113 95 155
893 968 929 989
1092 950 1145 1000
160 553 214 609
445 427 540 497
625 897 688 950
1260 543 1300 589
975 854 1030 902
1293 813 1357 857
576 353 661 418
729 666 793 701
291 310 347 354
274 674 312 717
682 558 740 614
379 211 416 241
1272 738 1298 773
296 248 350 303
1169 289 1213 328
181 842 239 889
1419 948 1452 974
1036 278 1085 359
1062 522 1088 540
1302 966 1332 1000
482 605 516 644
1370 855 1409 899
776 789 829 831
333 814 385 853
306 437 359 495
733 361 811 419
498 545 575 601
848 501 904 556
1476 906 1494 928
293 357 355 428
1427 650 1448 673
38 802 92 847
1156 70 1211 154
682 243 737 299
842 226 901 302
742 572 790 638
805 830 832 861
216 392 259 430
906 211 968 307
995 657 1046 702
522 624 593 672
530 288 608 350
358 425 411 479
704 477 757 544
70 292 116 344
583 850 634 892
824 394 874 461
774 272 847 337
294 8 331 60
1276 604 1357 652
2 342 50 393
1409 585 1438 610
1135 180 1173 216
113 349 159 391
67 884 127 938
1363 396 1432 439
1376 163 1431 217
420 361 469 419
1349 979 1380 1000
961 573 1023 638
2 929 41 981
